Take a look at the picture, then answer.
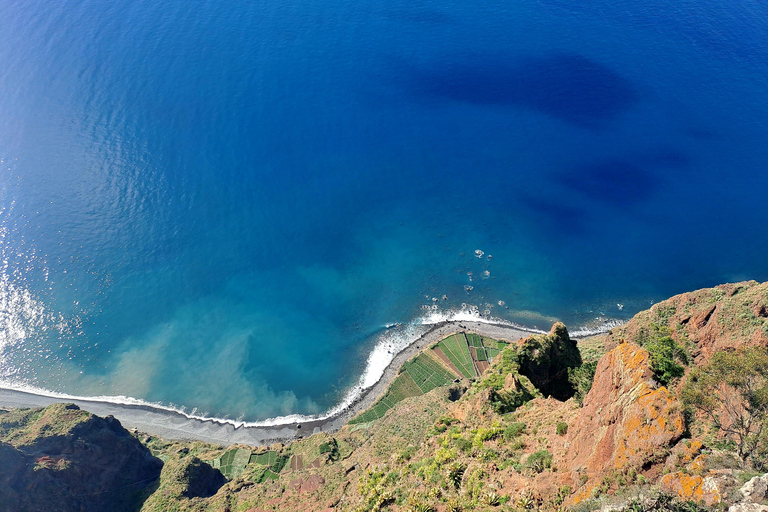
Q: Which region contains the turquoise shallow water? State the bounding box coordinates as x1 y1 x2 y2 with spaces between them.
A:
1 0 767 421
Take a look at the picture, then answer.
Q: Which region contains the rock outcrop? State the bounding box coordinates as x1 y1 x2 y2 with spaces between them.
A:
599 281 768 364
516 322 582 400
564 343 685 501
0 403 163 512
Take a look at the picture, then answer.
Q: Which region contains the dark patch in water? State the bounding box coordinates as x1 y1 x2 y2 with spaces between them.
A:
383 7 454 25
559 160 657 205
521 196 586 234
640 149 689 169
413 53 638 127
687 127 719 140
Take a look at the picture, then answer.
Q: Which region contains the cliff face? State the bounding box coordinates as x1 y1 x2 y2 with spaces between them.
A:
0 403 163 512
564 342 685 502
599 280 768 364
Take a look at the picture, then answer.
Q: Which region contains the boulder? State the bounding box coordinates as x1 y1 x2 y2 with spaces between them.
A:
741 474 768 503
728 504 768 512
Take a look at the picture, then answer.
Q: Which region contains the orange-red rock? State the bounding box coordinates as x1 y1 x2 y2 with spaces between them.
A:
563 343 685 501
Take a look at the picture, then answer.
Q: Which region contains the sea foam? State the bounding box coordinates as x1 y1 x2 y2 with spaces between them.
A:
0 303 622 429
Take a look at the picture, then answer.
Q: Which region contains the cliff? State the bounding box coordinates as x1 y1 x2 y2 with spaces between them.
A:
0 403 162 512
1 281 768 511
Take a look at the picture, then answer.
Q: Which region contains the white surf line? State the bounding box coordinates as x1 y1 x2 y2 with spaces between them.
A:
0 315 618 445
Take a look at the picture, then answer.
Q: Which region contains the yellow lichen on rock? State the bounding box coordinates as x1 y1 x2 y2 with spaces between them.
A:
660 471 722 506
564 343 685 503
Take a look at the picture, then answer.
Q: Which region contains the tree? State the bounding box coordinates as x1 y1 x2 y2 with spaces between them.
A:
681 346 768 462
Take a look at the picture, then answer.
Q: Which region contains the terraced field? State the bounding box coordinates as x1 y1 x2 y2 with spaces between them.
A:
435 334 475 378
218 447 251 479
349 352 456 424
349 332 511 425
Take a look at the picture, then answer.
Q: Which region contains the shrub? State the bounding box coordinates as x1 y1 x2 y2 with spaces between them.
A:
568 361 597 405
476 426 503 441
488 387 534 414
445 499 463 512
556 422 568 436
526 450 553 473
681 346 768 463
504 422 527 440
480 491 501 506
446 462 466 488
454 437 472 453
646 336 687 386
480 448 498 461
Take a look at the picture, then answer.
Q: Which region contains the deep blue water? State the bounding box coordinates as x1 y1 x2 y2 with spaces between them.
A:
1 0 767 421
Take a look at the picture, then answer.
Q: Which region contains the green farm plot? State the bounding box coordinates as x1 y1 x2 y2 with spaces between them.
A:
349 334 512 425
466 333 484 348
481 338 503 350
251 451 278 467
248 450 289 482
403 353 456 393
219 447 251 479
349 352 456 424
349 369 423 424
437 334 475 378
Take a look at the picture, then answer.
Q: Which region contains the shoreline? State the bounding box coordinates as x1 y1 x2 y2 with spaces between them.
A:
0 319 567 447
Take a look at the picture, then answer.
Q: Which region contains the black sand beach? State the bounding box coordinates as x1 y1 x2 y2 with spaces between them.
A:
0 320 540 447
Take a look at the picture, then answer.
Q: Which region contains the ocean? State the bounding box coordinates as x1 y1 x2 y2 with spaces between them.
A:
1 0 767 422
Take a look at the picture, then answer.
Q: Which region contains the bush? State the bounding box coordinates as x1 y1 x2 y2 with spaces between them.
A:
526 450 553 473
568 361 597 405
480 449 498 461
475 426 503 441
646 336 687 386
454 437 472 453
488 387 534 414
503 422 526 441
318 438 339 460
446 462 466 488
556 422 568 436
681 346 768 462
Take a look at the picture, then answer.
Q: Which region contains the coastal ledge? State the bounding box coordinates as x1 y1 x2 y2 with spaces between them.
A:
0 320 542 447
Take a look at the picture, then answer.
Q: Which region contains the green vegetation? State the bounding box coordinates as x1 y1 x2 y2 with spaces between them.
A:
318 439 340 460
218 447 251 479
503 422 526 440
242 450 290 482
250 450 278 466
634 322 689 386
526 450 553 473
556 421 568 436
681 346 768 463
437 334 475 378
350 352 455 424
568 360 598 405
515 322 582 400
477 346 520 390
623 491 711 512
646 335 687 386
446 461 466 488
488 385 535 414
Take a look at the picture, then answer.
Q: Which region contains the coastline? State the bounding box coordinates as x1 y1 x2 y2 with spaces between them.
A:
0 319 553 447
